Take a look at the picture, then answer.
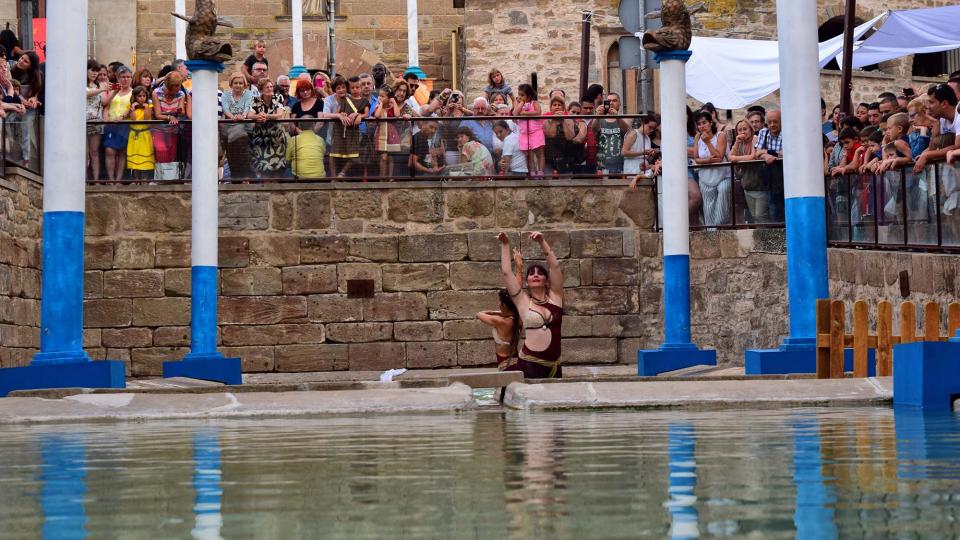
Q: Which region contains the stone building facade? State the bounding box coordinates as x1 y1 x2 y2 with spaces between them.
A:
462 0 960 112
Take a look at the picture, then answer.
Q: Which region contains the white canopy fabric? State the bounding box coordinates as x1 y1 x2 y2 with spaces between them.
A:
849 6 960 69
685 13 884 109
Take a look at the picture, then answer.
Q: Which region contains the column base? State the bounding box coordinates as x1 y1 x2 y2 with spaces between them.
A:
0 360 126 397
163 352 242 385
637 344 717 376
745 340 877 376
893 341 960 410
288 65 308 78
745 345 815 375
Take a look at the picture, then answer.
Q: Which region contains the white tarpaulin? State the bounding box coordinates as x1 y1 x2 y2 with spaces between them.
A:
849 6 960 69
685 13 885 109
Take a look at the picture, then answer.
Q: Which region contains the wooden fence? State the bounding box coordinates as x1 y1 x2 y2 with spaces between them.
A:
815 299 960 379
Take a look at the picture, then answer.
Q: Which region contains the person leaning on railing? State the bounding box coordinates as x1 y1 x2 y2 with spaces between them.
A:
729 119 766 223
250 78 290 178
409 120 443 176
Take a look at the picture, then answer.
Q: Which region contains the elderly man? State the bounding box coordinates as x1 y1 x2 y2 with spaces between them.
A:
459 97 495 152
248 61 268 98
755 109 784 221
277 75 296 108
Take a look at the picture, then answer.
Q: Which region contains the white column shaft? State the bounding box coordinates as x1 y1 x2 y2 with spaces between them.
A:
777 0 823 200
291 0 304 66
191 69 219 267
660 58 690 257
44 0 87 213
175 0 187 60
407 0 419 67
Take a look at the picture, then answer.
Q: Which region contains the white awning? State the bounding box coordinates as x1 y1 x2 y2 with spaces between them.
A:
848 6 960 69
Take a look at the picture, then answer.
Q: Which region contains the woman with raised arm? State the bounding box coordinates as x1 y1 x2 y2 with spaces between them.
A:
498 231 564 379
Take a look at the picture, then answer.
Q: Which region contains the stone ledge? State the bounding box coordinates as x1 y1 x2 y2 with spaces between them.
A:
504 377 893 410
0 383 474 424
85 178 634 193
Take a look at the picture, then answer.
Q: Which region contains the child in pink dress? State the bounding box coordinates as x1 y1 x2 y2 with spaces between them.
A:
513 83 545 177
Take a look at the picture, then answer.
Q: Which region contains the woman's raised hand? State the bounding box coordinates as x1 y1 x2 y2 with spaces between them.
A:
497 232 510 244
529 231 544 244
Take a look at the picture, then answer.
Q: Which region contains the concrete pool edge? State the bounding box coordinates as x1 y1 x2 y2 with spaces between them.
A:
503 377 895 410
0 383 476 425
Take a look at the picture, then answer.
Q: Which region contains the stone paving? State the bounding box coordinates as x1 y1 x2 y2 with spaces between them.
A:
0 365 897 424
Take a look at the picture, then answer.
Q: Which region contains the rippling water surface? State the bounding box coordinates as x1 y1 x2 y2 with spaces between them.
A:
1 407 960 539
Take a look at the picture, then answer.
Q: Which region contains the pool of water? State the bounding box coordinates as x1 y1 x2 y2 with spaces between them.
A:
1 407 959 539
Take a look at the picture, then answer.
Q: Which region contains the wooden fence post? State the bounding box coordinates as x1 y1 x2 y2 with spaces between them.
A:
830 300 846 379
900 301 916 345
816 299 832 379
877 301 893 377
924 302 940 342
853 300 869 378
948 302 960 338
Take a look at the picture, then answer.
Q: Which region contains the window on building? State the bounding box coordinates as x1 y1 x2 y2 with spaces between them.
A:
913 49 960 78
607 42 624 107
286 0 341 19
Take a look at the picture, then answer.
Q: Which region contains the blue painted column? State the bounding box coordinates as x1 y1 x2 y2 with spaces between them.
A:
637 50 716 376
0 0 124 396
666 422 699 540
192 429 224 538
745 0 829 374
791 417 838 539
162 60 242 385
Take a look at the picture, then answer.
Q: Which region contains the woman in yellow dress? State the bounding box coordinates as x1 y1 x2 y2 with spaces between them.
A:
124 85 155 180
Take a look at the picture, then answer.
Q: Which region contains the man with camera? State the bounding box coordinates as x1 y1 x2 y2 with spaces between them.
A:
591 93 630 175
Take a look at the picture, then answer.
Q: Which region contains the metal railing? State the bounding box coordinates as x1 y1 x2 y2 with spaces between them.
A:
826 160 960 253
651 159 788 232
80 113 653 184
1 113 43 175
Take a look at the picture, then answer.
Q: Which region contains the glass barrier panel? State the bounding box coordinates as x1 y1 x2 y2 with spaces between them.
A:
850 173 877 244
908 165 937 246
826 173 850 242
939 162 960 247
877 169 904 245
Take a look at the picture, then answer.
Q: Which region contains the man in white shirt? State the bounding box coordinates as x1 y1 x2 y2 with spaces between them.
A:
494 120 527 176
915 84 960 172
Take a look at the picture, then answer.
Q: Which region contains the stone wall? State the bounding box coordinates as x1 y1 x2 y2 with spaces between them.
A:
830 249 960 336
0 170 42 367
134 0 464 87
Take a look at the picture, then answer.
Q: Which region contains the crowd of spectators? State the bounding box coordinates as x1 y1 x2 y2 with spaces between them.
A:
2 31 960 235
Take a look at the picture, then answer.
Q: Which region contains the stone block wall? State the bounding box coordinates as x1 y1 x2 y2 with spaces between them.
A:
78 180 683 376
0 171 42 367
829 249 960 336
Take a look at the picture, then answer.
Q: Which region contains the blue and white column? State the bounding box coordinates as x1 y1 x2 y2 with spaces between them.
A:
163 60 242 385
745 0 829 374
288 0 308 78
0 0 125 396
637 50 716 376
174 0 187 60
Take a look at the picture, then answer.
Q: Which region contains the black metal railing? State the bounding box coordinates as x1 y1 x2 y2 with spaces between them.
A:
81 113 653 184
826 160 960 253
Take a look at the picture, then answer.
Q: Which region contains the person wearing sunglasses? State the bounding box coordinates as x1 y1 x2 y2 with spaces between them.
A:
497 231 565 379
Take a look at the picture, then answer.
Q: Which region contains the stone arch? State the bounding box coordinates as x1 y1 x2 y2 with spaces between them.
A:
606 42 623 103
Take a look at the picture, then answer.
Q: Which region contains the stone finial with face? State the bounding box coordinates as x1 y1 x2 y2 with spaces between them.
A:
171 0 235 63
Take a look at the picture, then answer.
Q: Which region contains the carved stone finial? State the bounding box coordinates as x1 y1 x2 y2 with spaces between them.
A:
642 0 693 52
171 0 234 63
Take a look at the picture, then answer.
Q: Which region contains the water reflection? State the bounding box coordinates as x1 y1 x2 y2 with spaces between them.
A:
38 433 88 540
791 416 838 539
666 423 698 539
191 429 223 540
0 408 958 538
